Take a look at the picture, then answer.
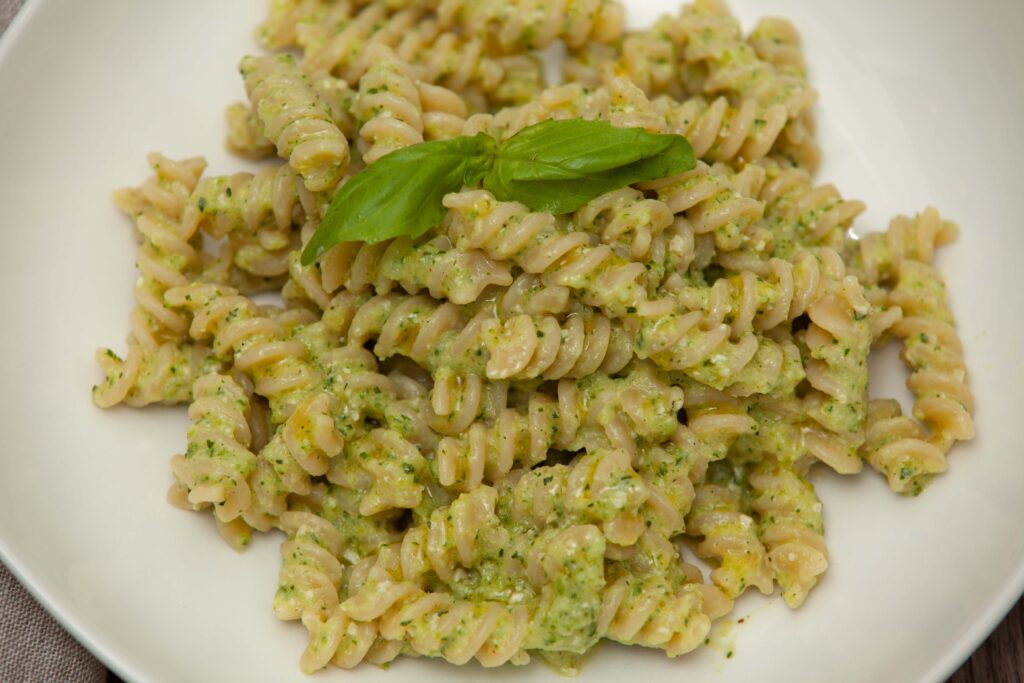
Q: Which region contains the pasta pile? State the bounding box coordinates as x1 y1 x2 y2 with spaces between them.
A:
92 0 975 674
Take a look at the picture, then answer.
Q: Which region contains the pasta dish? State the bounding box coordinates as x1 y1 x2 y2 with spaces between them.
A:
91 0 975 674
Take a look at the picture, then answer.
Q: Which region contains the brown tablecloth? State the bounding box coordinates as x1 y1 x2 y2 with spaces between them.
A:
0 563 107 683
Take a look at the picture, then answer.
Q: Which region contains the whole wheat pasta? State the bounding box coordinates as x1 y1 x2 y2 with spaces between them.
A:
435 363 684 490
748 457 828 608
429 0 625 52
93 0 976 673
686 462 774 599
241 54 351 192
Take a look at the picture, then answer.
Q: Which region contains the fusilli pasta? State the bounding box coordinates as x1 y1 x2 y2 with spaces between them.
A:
93 0 976 673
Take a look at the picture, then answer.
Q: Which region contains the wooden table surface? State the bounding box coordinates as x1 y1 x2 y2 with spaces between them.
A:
949 599 1024 683
0 1 1020 681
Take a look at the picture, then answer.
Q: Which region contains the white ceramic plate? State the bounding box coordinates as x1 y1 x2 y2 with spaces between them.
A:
1 1 1022 681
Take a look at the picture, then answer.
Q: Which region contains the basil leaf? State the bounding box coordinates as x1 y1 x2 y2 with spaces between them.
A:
301 119 695 260
485 124 695 214
494 119 682 177
301 133 494 265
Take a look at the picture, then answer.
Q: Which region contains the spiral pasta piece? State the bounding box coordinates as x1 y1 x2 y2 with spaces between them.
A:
796 248 871 475
492 69 669 140
478 309 634 381
169 373 258 531
164 282 320 422
727 334 811 463
888 260 975 453
180 165 316 283
298 606 381 673
598 569 711 656
108 154 207 352
625 308 787 395
748 458 827 607
859 399 947 496
294 335 441 454
627 447 692 541
274 510 346 622
327 428 428 515
271 509 381 672
862 289 905 345
638 161 767 255
611 18 683 98
193 240 290 298
555 363 686 451
111 152 207 226
353 45 426 164
182 164 313 243
310 71 360 134
674 250 824 339
398 486 504 583
523 524 608 654
313 235 513 306
225 101 276 159
300 4 426 83
339 292 482 372
497 449 649 546
355 585 531 666
684 387 757 459
493 273 573 318
562 40 620 89
397 493 610 629
434 393 555 490
432 0 625 51
686 463 773 598
275 315 425 447
296 5 541 111
393 17 543 107
638 213 706 291
757 160 867 255
282 483 408 671
565 14 791 132
672 0 817 120
574 187 675 263
339 544 530 666
345 522 611 663
241 54 350 192
335 292 633 392
654 95 789 168
851 207 960 287
92 340 222 409
443 189 672 318
228 71 357 159
436 363 684 490
259 392 345 501
305 42 481 148
746 17 820 172
748 17 807 76
307 483 408 564
257 0 343 50
767 110 819 173
418 81 470 140
423 365 506 438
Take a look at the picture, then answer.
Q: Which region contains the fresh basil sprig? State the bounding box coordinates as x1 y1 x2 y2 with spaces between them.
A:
301 119 694 265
